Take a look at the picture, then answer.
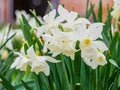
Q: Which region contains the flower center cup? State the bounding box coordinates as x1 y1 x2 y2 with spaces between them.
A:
97 56 103 62
83 38 91 46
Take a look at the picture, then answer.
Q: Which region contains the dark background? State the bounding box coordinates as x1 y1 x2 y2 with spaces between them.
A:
14 0 48 18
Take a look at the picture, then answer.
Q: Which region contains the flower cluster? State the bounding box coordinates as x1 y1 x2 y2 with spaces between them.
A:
111 0 120 19
36 5 108 69
11 46 60 76
11 5 108 76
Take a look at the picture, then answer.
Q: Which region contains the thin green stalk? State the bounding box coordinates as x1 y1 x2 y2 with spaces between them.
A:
61 54 71 90
96 69 98 90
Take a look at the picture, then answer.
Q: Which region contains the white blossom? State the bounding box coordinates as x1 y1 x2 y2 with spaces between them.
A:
11 46 30 71
78 23 108 69
43 28 76 59
27 46 60 75
111 0 120 19
58 5 90 32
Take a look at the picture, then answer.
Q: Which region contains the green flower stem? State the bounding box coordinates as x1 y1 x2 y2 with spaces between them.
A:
61 54 71 90
96 68 98 90
74 41 81 90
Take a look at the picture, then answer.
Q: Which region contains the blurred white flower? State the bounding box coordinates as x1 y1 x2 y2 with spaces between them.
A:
0 26 15 50
111 0 120 19
95 52 107 66
11 46 30 71
79 23 104 49
15 10 31 25
58 5 90 32
15 10 44 28
112 0 120 9
1 49 9 60
81 42 108 69
78 23 108 69
11 45 60 76
58 5 77 31
27 45 60 75
43 9 63 31
29 16 44 28
43 28 76 59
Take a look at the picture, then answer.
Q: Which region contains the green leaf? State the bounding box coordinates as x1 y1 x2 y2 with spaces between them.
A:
74 41 81 90
0 33 16 50
21 80 32 90
0 73 16 90
30 10 42 26
104 69 119 90
80 60 90 90
15 80 34 90
109 59 119 68
109 32 119 61
20 14 34 46
90 3 97 22
49 63 61 90
47 1 53 10
98 0 102 22
85 1 95 19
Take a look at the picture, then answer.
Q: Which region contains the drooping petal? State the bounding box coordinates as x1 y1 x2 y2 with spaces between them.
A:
43 9 56 23
95 53 107 66
58 5 69 19
75 18 91 25
111 7 120 19
27 45 36 60
88 23 104 40
69 11 78 21
11 56 30 71
93 41 108 52
45 56 60 63
11 57 21 69
90 59 98 69
36 25 47 38
21 46 25 56
31 60 43 74
42 62 50 76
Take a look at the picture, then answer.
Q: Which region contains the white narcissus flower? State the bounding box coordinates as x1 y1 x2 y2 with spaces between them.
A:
27 46 60 76
15 10 44 28
29 16 44 28
36 25 47 38
95 52 107 66
11 45 60 76
111 0 120 19
79 23 104 49
58 5 78 31
36 9 64 37
78 23 108 69
112 0 120 9
111 7 120 19
11 46 30 71
0 26 15 50
43 28 76 60
43 9 63 31
58 5 90 32
15 10 31 25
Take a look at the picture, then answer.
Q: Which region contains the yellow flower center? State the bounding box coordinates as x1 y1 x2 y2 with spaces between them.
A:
98 56 103 62
83 38 91 46
25 55 29 58
97 48 102 52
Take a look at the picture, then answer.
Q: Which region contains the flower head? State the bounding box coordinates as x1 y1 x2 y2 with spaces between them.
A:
58 5 90 32
78 22 107 69
11 45 60 76
27 46 60 75
111 0 120 19
11 46 30 71
43 28 77 59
